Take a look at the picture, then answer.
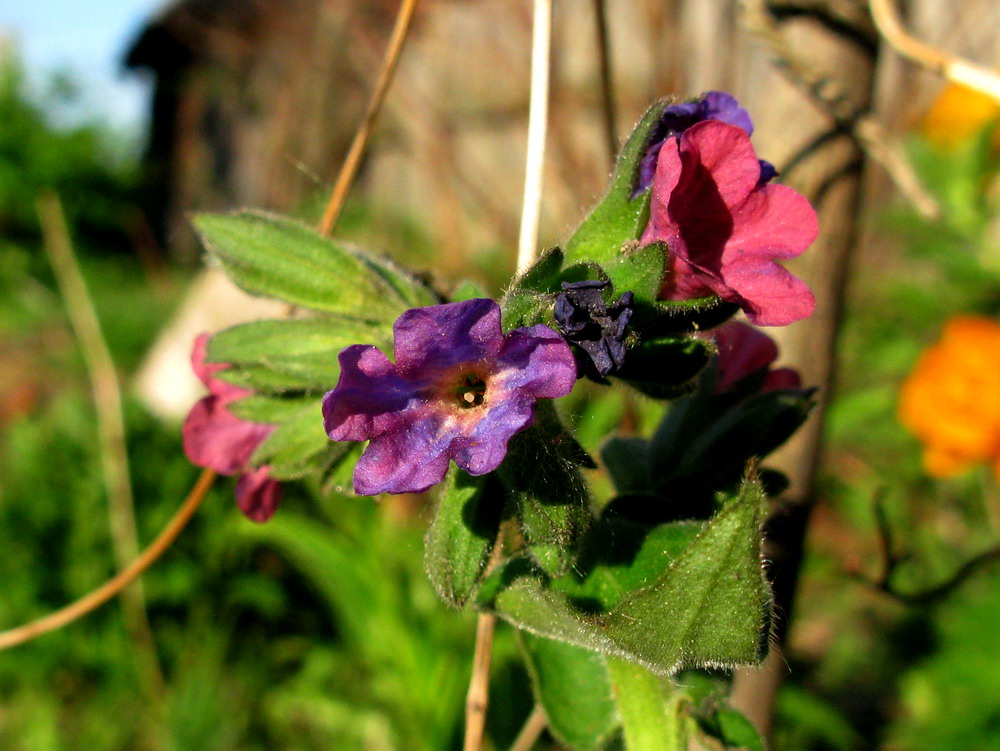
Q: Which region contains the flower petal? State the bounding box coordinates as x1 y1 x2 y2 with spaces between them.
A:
183 395 273 475
353 418 454 495
236 466 282 522
495 325 577 398
323 344 423 442
393 299 504 375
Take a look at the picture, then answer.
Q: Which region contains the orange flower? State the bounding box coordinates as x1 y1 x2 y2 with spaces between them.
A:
899 316 1000 480
919 82 1000 150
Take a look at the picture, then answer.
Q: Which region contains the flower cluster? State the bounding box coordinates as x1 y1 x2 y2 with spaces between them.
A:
322 299 577 495
639 94 818 327
182 334 282 522
899 316 1000 480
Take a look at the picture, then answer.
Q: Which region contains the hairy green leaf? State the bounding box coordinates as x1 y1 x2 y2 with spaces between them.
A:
194 210 410 320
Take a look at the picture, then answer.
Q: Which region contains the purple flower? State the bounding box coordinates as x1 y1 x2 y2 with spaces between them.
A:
712 321 802 394
636 91 773 194
640 120 818 327
323 299 577 495
554 280 634 378
182 334 282 522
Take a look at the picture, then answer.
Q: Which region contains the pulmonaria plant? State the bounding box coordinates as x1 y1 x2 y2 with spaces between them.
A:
182 334 282 522
323 298 577 495
639 99 818 326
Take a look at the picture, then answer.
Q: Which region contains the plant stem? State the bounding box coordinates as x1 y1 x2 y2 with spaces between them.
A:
0 468 216 650
37 192 165 695
591 0 618 166
509 704 547 751
317 0 421 236
463 611 497 751
606 657 682 751
516 0 554 274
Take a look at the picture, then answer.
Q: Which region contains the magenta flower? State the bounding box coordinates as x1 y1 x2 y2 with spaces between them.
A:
713 320 801 394
182 334 282 522
640 119 818 327
323 299 577 495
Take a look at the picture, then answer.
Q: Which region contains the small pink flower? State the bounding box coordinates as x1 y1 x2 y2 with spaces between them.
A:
713 320 801 394
641 120 818 327
182 334 281 522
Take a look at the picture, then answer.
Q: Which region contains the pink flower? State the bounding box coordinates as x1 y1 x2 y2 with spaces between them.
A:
713 320 801 394
640 120 818 327
182 334 281 522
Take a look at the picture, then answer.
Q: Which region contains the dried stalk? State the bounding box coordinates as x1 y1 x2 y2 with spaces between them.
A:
509 704 548 751
318 0 421 236
740 0 940 219
869 0 1000 103
517 0 554 274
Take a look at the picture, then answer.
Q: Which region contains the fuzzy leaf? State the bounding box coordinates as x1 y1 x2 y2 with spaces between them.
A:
616 336 711 399
209 317 390 394
500 289 555 331
516 247 566 293
482 476 771 675
564 101 667 266
500 403 593 577
424 469 503 607
601 475 771 673
603 242 665 304
194 210 409 320
519 633 618 751
228 394 321 423
251 400 330 479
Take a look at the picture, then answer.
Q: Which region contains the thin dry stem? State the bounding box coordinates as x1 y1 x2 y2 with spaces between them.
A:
463 612 497 751
509 704 548 751
0 468 216 651
592 0 618 166
516 0 554 274
740 0 940 219
869 0 1000 103
317 0 421 236
37 192 165 693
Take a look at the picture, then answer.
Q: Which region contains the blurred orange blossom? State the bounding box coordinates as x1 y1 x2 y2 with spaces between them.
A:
919 82 1000 150
899 315 1000 480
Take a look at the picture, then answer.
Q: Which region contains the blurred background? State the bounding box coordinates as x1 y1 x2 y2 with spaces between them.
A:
1 1 1000 749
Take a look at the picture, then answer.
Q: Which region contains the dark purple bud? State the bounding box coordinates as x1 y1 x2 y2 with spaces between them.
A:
554 280 634 378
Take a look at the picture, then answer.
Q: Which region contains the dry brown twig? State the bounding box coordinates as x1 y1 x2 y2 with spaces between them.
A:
869 0 1000 103
318 0 421 236
509 704 548 751
739 0 941 220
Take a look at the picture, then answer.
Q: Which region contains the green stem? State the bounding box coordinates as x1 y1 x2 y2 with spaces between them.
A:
606 657 683 751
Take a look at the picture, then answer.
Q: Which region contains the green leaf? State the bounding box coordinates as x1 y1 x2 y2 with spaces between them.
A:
519 633 618 751
500 289 555 331
228 394 320 423
605 657 680 751
482 475 772 675
616 336 710 399
564 101 667 266
451 279 491 302
515 246 565 293
209 317 390 394
424 469 503 607
602 475 771 673
600 437 651 496
649 388 815 500
251 400 331 479
500 403 594 577
603 242 665 304
697 707 764 751
193 210 409 320
352 245 439 308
